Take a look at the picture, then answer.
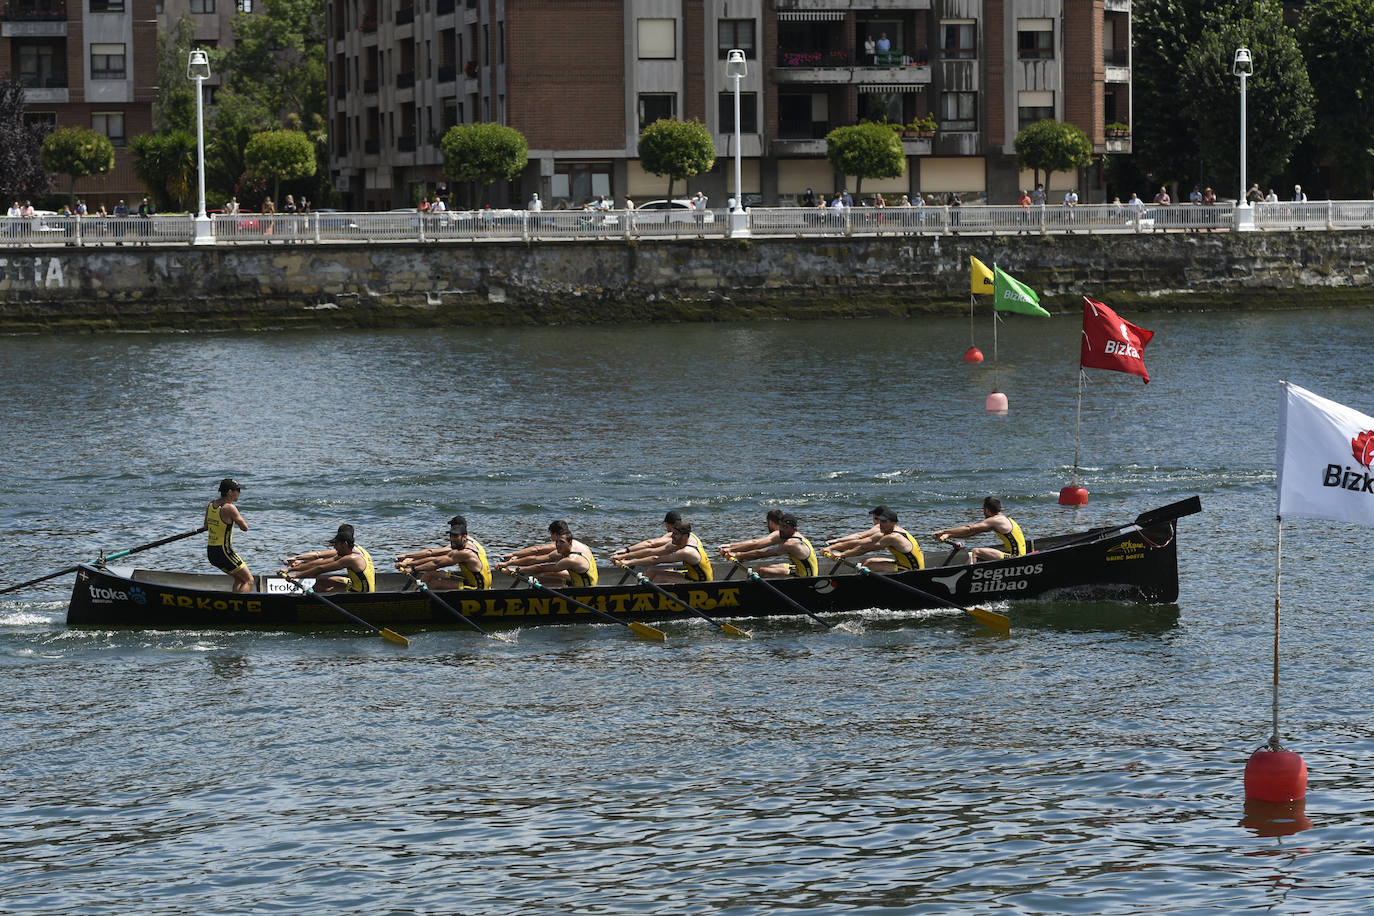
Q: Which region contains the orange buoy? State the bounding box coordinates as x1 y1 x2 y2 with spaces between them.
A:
964 346 984 363
1058 485 1089 505
1244 747 1308 802
985 391 1008 412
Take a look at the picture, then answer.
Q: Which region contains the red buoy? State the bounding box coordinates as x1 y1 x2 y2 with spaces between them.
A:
1058 485 1089 506
964 346 984 363
1239 798 1312 837
985 391 1008 413
1245 748 1308 802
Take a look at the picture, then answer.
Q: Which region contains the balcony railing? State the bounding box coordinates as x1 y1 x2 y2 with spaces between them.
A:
778 49 851 68
18 74 68 89
1104 48 1129 67
4 0 66 19
437 64 456 82
395 5 412 25
396 71 415 89
364 138 380 154
363 77 378 94
397 135 416 152
437 0 454 11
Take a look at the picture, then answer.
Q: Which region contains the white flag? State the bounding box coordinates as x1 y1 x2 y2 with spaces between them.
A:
1277 381 1374 526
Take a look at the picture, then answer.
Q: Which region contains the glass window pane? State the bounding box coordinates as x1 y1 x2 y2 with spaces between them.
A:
638 19 675 59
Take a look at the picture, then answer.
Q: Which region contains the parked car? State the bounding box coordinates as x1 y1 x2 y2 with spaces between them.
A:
635 199 715 223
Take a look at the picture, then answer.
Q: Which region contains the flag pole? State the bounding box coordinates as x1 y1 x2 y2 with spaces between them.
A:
1073 368 1084 486
1271 515 1283 749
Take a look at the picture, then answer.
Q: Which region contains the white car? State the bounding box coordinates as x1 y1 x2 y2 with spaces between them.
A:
635 199 715 223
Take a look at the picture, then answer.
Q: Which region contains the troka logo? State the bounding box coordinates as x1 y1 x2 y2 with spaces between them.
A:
1353 429 1374 470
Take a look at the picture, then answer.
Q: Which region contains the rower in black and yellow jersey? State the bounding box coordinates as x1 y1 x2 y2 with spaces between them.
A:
618 522 713 583
503 520 599 587
609 510 682 564
826 508 924 573
722 512 817 579
394 515 492 590
931 496 1028 564
205 477 252 593
282 524 376 593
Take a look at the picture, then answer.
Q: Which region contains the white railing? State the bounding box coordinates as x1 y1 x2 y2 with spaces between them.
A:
6 200 1374 247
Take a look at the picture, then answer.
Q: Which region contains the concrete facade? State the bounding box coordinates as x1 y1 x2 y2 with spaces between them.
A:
2 232 1372 333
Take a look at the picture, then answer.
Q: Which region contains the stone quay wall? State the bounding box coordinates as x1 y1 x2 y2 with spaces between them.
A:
1 231 1372 333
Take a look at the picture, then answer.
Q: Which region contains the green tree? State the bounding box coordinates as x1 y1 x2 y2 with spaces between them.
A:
221 0 326 127
244 129 316 204
1177 4 1313 195
39 127 114 201
153 15 200 134
1133 0 1221 185
0 77 50 203
1014 120 1092 194
439 122 530 205
824 122 905 197
130 131 198 211
1300 0 1374 196
637 118 715 199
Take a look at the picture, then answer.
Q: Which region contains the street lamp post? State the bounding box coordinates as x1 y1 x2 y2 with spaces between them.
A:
188 48 214 245
725 48 749 237
1233 47 1254 231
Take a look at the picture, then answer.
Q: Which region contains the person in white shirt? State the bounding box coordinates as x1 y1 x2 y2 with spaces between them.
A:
527 193 542 212
1293 184 1307 203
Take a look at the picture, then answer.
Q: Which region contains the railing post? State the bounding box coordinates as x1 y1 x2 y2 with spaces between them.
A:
843 207 853 237
1326 200 1334 231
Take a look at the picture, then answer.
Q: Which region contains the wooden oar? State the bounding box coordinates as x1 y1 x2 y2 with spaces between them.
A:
725 556 840 630
1049 496 1204 551
823 551 1010 633
1 526 207 596
279 573 410 646
404 570 513 643
613 560 751 638
500 567 666 642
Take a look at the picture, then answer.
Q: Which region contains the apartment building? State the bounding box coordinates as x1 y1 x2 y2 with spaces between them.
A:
1 0 158 204
327 0 1131 210
158 0 258 107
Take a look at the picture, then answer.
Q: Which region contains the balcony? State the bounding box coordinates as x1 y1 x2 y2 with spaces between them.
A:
396 70 415 89
18 73 66 88
437 0 453 11
776 48 930 86
1104 48 1130 83
776 0 930 9
363 77 378 94
3 0 66 20
397 135 416 152
359 13 377 33
438 64 456 83
395 4 413 25
364 138 380 154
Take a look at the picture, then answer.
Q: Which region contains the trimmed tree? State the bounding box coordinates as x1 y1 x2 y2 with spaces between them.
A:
1014 120 1092 197
243 129 317 205
1301 0 1374 196
439 122 529 206
0 77 50 204
637 118 715 200
39 127 115 202
825 122 905 197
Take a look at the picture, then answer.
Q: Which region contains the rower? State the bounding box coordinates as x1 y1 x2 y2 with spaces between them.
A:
722 512 817 579
205 477 252 593
717 508 784 557
824 505 890 553
502 520 599 587
618 522 713 583
395 515 492 590
826 508 924 573
931 496 1028 564
282 524 376 593
610 510 682 564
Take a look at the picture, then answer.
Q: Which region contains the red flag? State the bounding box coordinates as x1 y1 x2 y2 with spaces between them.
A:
1080 296 1154 383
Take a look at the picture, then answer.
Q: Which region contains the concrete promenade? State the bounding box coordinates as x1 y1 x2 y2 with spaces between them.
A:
2 230 1372 334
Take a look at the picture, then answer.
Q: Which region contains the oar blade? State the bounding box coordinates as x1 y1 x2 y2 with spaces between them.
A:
966 606 1011 633
721 621 752 639
628 621 668 642
379 627 411 646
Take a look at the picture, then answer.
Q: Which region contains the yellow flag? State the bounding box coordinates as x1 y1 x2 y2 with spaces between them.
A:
970 256 995 295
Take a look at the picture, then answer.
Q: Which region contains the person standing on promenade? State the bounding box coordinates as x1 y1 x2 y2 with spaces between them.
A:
931 497 1027 564
395 515 492 590
206 478 252 593
283 524 376 593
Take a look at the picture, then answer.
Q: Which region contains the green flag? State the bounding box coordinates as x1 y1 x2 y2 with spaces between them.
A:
993 265 1050 317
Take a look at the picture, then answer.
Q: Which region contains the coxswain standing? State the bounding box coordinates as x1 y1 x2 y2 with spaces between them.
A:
721 512 817 579
503 520 599 587
206 477 252 593
395 515 493 590
930 496 1028 564
282 524 376 593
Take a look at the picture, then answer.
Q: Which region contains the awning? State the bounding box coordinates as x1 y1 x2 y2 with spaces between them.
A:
778 11 846 21
858 84 926 93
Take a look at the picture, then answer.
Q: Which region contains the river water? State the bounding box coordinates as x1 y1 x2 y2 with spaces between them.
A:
3 307 1373 914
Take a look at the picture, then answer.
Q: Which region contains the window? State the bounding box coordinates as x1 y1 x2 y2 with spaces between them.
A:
1017 91 1053 130
638 93 676 132
1017 19 1053 60
552 162 612 204
24 111 57 134
940 91 976 130
940 21 976 60
91 44 126 80
638 18 675 59
90 0 126 11
717 91 757 133
236 0 252 10
190 0 214 12
718 18 755 60
17 41 65 89
92 111 125 147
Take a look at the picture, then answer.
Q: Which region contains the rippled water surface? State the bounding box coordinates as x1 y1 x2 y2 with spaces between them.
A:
3 308 1373 913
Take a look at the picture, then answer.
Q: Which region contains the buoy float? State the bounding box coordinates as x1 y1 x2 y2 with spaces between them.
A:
1239 798 1312 837
1244 747 1308 803
985 391 1008 412
964 346 984 363
1058 485 1089 506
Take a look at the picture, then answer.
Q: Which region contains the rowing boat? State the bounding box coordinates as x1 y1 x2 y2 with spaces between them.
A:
66 498 1199 632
